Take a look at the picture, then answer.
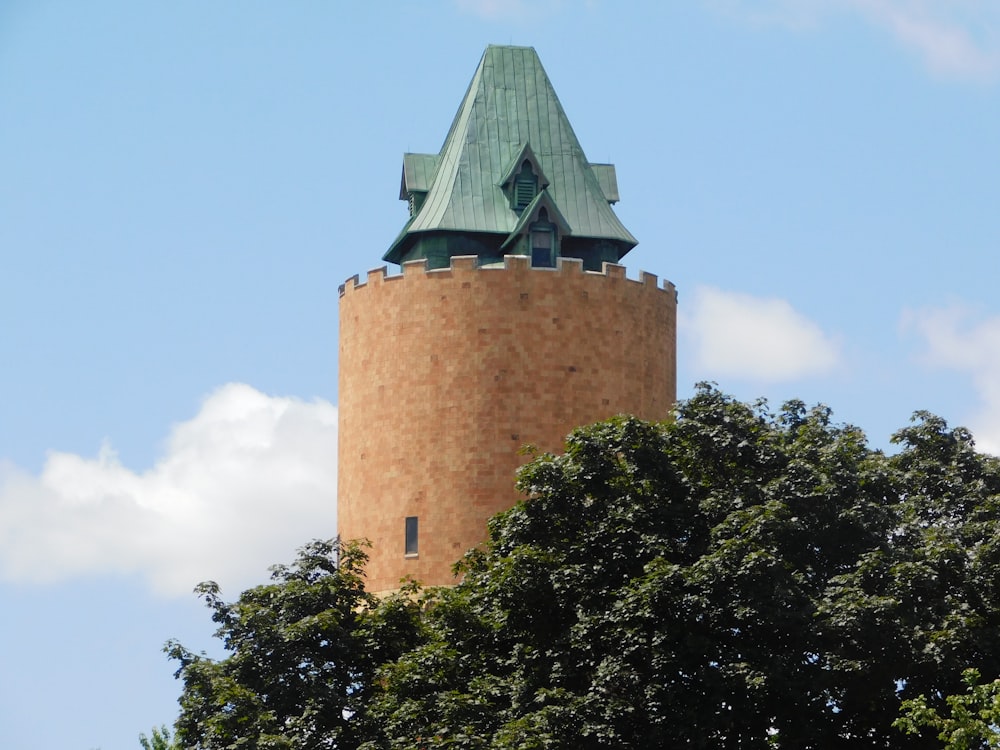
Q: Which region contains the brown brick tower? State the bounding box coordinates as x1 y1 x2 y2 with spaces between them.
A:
338 46 677 594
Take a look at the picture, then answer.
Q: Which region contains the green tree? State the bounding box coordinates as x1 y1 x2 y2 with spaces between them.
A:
139 725 179 750
168 385 1000 748
362 384 1000 749
896 669 1000 749
167 539 422 750
820 412 1000 746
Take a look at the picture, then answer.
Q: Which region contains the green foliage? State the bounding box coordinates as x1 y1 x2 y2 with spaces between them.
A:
167 539 423 750
139 725 179 750
896 669 1000 749
168 385 1000 748
362 384 1000 748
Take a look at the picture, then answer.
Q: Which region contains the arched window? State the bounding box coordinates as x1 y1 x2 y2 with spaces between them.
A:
530 208 556 267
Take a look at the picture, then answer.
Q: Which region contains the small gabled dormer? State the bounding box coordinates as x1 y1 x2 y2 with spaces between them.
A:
500 143 549 213
590 163 620 205
399 153 439 217
501 189 571 267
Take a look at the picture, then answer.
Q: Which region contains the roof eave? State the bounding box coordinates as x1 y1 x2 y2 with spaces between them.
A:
383 216 418 264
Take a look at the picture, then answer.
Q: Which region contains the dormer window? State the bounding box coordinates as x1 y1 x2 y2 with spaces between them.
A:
500 191 570 262
530 208 556 267
399 152 438 220
499 144 549 216
513 161 537 211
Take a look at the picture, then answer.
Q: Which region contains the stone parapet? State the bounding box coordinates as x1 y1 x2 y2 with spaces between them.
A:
339 254 677 297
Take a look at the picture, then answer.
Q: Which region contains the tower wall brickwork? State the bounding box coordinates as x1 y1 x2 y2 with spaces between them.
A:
337 254 676 593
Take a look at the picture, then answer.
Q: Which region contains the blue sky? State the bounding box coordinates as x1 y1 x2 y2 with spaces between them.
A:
2 1 999 747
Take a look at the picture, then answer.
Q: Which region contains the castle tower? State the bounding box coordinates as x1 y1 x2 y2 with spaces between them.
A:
338 46 677 594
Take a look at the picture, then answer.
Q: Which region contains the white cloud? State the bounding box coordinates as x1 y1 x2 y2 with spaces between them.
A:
707 0 1000 80
703 0 837 30
455 0 516 20
903 305 1000 454
454 0 578 22
681 286 841 382
850 0 1000 80
0 384 338 597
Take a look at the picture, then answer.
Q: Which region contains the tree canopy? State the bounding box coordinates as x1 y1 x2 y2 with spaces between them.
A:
166 539 422 749
168 384 1000 749
139 725 180 750
896 669 1000 749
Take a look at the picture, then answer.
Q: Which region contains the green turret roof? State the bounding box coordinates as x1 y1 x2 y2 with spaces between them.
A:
386 45 637 268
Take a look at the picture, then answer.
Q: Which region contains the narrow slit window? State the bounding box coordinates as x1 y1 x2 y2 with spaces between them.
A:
404 516 419 557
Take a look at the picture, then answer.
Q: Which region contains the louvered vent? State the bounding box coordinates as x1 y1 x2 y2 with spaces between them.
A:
514 177 536 210
407 192 426 217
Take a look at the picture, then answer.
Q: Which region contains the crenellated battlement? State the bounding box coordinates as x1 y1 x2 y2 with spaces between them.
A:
338 254 676 299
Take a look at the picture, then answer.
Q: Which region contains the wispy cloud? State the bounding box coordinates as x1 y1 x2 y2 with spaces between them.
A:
903 305 1000 454
851 0 1000 80
707 0 1000 81
454 0 577 23
681 286 842 382
703 0 836 30
0 384 338 597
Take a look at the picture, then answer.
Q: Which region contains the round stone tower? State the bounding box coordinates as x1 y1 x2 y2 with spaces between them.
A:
337 45 677 593
338 255 675 593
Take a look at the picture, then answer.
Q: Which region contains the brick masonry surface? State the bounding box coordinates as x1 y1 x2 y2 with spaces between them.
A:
338 255 677 593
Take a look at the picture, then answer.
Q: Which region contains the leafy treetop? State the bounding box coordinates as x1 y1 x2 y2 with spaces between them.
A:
168 384 1000 749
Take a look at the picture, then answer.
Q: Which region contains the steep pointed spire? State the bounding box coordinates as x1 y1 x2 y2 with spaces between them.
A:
386 45 638 270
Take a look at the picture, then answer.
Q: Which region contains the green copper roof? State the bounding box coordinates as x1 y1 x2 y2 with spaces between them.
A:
386 45 637 266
